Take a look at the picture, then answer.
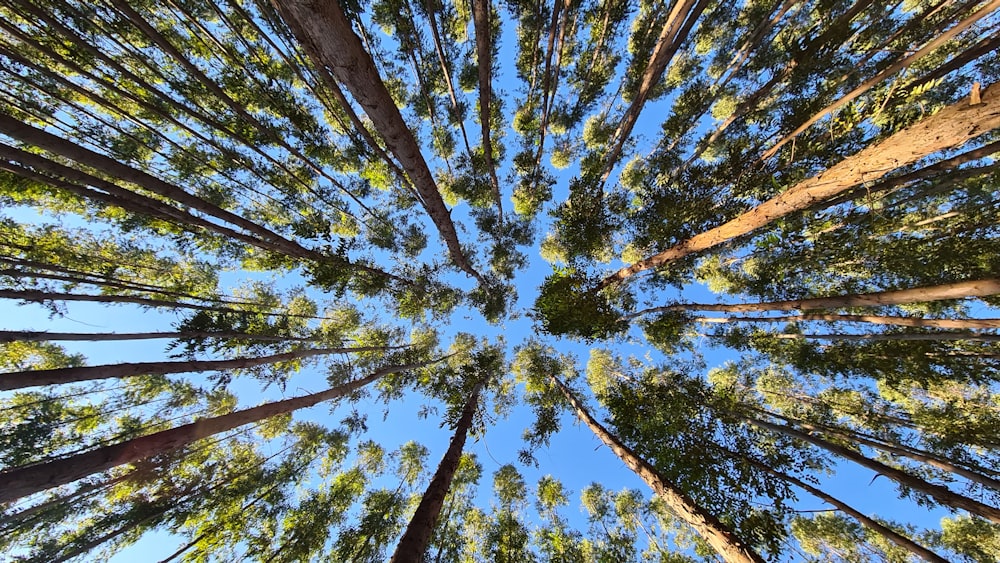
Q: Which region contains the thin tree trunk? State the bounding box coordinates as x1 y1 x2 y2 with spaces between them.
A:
600 82 1000 289
692 313 1000 330
718 445 949 562
760 409 1000 490
742 413 1000 523
0 360 429 504
549 374 765 563
600 0 709 182
0 330 317 344
0 346 389 390
274 0 484 284
470 0 503 224
0 114 318 262
389 380 484 562
767 332 1000 342
627 278 1000 318
760 0 1000 160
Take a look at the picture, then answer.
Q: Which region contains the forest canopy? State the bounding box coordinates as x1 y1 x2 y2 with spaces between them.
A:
1 0 1000 561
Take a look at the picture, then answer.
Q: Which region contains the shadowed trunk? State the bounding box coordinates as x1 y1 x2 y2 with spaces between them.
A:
0 361 430 504
389 380 484 562
0 346 392 390
742 413 1000 523
690 313 1000 330
274 0 485 284
550 374 765 563
717 445 949 563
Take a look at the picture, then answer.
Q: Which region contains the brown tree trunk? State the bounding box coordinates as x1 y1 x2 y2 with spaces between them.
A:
600 0 709 182
0 114 316 261
0 330 317 343
0 361 426 504
274 0 484 284
470 0 503 224
0 346 389 390
692 313 1000 330
389 381 484 562
742 413 1000 523
628 278 1000 318
761 410 1000 490
768 332 1000 342
600 82 1000 289
718 445 949 563
760 0 1000 160
550 375 765 563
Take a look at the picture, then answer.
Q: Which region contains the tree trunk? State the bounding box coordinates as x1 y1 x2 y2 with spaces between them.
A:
742 413 1000 523
717 445 948 563
600 0 709 182
600 82 1000 289
692 313 1000 330
761 409 1000 491
0 330 318 343
0 346 389 390
389 380 484 562
0 114 319 262
550 375 765 563
760 0 1000 160
627 278 1000 318
274 0 484 284
0 361 426 503
470 0 503 224
768 332 1000 342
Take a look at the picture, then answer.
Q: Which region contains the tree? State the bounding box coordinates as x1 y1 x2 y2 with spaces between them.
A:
2 0 999 560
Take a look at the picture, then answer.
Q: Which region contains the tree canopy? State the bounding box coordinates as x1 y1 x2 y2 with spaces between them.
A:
2 0 1000 560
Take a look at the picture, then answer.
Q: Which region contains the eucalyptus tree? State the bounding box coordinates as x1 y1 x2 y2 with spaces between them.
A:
2 0 1000 559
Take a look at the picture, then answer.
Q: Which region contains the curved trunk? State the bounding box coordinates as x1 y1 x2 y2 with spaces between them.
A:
0 345 388 390
0 361 426 503
627 278 1000 318
389 381 484 562
742 413 1000 523
600 82 1000 289
550 375 765 563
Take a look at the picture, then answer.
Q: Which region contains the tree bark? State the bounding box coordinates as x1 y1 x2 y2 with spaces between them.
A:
470 0 503 223
274 0 484 284
0 330 317 343
768 332 1000 342
692 313 1000 330
0 346 388 390
627 278 1000 318
761 409 1000 491
600 0 709 182
600 82 1000 289
718 445 949 563
742 413 1000 523
0 361 426 504
550 375 765 563
0 114 318 261
389 380 484 562
760 0 1000 160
